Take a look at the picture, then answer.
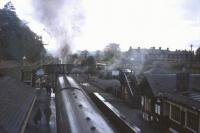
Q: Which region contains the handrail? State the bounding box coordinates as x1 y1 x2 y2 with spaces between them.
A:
123 72 134 97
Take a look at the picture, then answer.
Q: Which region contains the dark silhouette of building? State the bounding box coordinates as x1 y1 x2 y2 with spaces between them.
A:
140 73 200 133
126 47 193 63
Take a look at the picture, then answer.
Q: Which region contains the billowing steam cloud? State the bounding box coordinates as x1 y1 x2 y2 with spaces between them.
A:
31 0 84 63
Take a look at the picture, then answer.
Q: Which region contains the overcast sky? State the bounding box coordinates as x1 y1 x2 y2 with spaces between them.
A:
0 0 200 54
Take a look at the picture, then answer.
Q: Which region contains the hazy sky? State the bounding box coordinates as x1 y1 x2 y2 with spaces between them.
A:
0 0 200 54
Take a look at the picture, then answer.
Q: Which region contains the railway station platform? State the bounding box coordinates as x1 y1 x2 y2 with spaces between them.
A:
77 76 166 133
25 88 57 133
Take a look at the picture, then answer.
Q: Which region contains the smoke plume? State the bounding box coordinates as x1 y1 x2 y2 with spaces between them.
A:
31 0 84 63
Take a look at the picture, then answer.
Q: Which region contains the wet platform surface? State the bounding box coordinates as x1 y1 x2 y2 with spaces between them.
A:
102 94 166 133
25 88 57 133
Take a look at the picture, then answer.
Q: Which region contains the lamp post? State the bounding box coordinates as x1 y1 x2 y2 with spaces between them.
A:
22 56 26 69
40 43 48 66
21 56 26 82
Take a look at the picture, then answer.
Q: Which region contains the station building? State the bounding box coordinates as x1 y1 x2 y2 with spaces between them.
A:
140 73 200 133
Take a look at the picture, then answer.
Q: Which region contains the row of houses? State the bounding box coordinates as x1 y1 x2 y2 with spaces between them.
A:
140 73 200 133
126 47 193 63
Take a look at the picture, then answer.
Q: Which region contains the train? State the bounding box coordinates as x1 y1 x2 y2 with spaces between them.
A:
55 75 116 133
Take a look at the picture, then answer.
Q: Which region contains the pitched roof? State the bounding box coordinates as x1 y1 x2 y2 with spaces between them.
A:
0 76 36 133
143 74 200 111
190 74 200 91
164 92 200 111
144 74 176 96
144 67 173 74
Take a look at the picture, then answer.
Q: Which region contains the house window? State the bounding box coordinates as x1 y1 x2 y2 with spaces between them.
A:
141 96 144 107
144 96 151 112
186 111 198 132
155 104 160 115
170 104 181 123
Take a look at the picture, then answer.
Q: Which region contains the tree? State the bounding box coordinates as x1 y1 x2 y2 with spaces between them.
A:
94 50 102 61
196 47 200 62
0 2 46 62
86 56 96 66
103 43 121 61
4 2 15 11
81 56 96 66
81 56 96 74
68 53 78 64
80 50 89 59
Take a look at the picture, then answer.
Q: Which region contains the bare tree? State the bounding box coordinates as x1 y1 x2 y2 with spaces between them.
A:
103 43 121 60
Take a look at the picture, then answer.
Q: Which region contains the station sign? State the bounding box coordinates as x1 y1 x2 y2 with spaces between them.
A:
36 68 45 76
112 70 120 76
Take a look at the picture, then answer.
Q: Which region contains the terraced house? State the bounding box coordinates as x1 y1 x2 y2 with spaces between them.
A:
140 73 200 133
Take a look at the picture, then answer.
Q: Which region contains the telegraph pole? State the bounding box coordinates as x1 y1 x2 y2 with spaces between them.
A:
41 43 48 66
190 44 193 70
